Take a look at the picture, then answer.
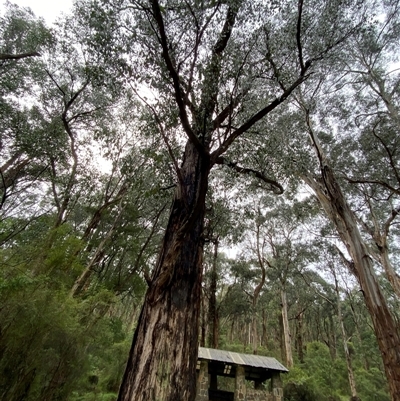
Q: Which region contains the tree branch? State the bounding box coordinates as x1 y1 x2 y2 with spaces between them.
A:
211 72 311 162
344 175 400 196
212 92 243 130
296 0 305 73
334 245 357 277
136 203 167 286
383 206 400 240
0 51 41 60
215 156 284 194
213 4 238 55
149 0 207 156
371 123 400 186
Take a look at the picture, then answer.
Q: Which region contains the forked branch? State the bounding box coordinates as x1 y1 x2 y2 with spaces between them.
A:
149 0 207 156
211 72 311 162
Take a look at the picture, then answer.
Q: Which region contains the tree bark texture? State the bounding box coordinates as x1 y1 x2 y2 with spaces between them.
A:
304 167 400 400
118 142 210 401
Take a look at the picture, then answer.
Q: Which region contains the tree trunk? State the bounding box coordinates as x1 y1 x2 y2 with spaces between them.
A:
328 314 337 360
252 219 267 354
377 242 400 299
281 288 293 368
71 202 124 297
333 269 359 399
262 309 268 347
230 319 235 343
279 313 285 363
208 240 219 348
360 204 400 299
200 289 206 347
295 310 304 364
303 166 400 400
251 313 258 355
118 141 210 401
347 290 370 371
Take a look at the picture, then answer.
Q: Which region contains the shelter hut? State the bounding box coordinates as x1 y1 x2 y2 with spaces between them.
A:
196 347 288 401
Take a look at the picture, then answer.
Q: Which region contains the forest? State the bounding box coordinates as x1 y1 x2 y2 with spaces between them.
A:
0 0 400 400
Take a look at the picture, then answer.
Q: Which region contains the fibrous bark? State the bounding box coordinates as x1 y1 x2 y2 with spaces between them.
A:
118 141 210 401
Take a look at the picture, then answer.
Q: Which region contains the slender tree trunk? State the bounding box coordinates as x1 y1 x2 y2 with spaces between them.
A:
332 269 359 400
377 243 400 299
295 310 304 364
347 290 370 371
279 313 285 363
251 312 258 355
71 202 124 297
126 303 140 333
252 219 267 354
281 288 293 368
208 240 219 348
360 204 400 299
54 114 80 228
328 314 337 360
230 319 235 343
208 244 219 395
200 288 206 347
240 321 245 348
118 141 210 401
262 309 268 347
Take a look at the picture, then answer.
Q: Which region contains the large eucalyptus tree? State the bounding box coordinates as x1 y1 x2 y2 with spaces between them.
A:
291 2 400 397
71 1 372 400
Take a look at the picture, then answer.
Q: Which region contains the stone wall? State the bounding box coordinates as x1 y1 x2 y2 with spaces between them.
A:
246 388 274 401
239 386 282 401
272 387 283 401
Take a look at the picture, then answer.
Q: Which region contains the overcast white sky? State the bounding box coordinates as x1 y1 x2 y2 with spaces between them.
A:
1 0 73 23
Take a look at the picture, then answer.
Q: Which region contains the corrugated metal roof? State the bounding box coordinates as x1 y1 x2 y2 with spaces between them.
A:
198 347 288 373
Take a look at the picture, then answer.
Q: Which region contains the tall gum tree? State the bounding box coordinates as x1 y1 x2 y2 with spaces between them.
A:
300 105 400 400
292 4 400 396
335 3 400 299
75 0 371 400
